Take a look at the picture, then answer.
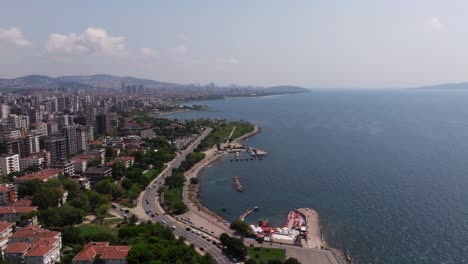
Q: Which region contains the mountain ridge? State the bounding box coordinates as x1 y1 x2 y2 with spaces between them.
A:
0 74 310 93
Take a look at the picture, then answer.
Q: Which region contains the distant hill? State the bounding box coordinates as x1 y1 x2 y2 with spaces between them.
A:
0 74 92 89
0 74 310 97
262 85 309 94
417 82 468 89
56 74 177 89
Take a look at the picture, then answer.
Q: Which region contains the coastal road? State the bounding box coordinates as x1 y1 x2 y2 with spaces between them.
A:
133 128 233 264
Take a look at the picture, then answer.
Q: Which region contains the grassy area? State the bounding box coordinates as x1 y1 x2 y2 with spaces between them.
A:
198 121 254 150
103 218 122 226
121 201 136 208
247 247 286 263
231 123 255 140
163 187 187 214
78 224 117 237
144 168 159 180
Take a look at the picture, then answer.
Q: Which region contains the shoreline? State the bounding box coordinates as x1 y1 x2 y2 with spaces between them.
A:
184 126 350 263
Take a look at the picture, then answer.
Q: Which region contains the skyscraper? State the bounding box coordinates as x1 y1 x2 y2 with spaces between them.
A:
42 136 66 162
61 125 78 157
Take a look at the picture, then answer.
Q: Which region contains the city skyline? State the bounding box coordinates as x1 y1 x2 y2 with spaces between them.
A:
1 1 467 88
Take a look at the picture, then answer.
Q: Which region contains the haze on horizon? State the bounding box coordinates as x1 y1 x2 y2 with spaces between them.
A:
0 0 466 89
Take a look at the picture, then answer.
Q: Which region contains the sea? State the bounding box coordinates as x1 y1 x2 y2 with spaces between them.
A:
165 89 468 263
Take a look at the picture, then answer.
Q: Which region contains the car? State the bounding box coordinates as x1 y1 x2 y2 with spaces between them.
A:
124 209 130 213
171 226 176 230
151 214 155 217
155 212 159 215
212 241 217 246
146 201 149 205
199 247 204 251
201 235 206 239
196 232 201 236
162 220 167 225
119 208 124 211
111 203 117 208
206 237 211 242
186 227 191 231
145 211 149 214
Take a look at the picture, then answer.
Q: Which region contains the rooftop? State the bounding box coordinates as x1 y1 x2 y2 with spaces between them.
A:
15 169 62 182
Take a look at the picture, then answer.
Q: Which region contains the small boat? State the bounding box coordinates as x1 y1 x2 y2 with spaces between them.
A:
254 206 259 211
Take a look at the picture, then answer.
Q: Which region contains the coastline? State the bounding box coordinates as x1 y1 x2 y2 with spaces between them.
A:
183 126 349 263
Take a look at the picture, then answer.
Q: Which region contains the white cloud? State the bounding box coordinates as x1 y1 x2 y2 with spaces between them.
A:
216 56 239 65
169 45 187 55
424 17 443 31
46 27 126 55
0 27 31 47
140 47 159 57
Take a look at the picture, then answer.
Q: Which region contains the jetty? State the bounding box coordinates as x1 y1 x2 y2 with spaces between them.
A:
233 176 244 192
239 208 254 221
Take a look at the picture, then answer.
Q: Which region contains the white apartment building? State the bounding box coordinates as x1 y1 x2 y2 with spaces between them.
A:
0 154 20 176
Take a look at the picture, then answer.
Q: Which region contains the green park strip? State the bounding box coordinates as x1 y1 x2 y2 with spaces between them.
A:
247 247 287 263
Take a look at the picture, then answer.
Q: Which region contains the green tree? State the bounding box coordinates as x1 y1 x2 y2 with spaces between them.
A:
283 258 301 264
39 203 84 227
32 183 64 210
18 179 41 197
112 162 127 180
62 226 83 244
105 146 116 161
245 259 258 264
230 220 251 236
268 260 283 264
189 177 199 184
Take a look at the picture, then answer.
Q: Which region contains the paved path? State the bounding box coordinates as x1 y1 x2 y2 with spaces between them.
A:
131 128 232 264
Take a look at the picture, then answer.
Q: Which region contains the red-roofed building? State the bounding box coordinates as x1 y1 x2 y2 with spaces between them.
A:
72 242 130 264
0 221 15 251
12 198 32 207
5 226 62 264
0 184 17 205
0 206 37 226
4 243 29 263
14 169 62 184
9 225 61 248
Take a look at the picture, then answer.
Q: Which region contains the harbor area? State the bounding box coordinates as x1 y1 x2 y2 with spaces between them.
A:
245 208 324 249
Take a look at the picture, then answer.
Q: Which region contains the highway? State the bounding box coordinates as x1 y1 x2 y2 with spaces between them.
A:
133 127 233 264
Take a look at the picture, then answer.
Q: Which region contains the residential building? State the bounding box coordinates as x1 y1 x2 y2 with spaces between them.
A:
42 137 66 163
0 154 20 176
14 169 62 184
76 126 89 152
61 125 78 157
19 156 45 171
0 184 17 205
84 166 112 183
0 206 37 226
72 242 130 264
50 160 74 176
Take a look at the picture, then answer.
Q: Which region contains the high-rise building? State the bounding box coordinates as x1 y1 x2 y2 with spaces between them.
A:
19 135 39 158
42 136 66 162
9 115 29 130
76 126 89 152
57 97 66 112
0 154 19 176
83 102 95 126
61 125 78 157
0 104 11 120
96 114 117 135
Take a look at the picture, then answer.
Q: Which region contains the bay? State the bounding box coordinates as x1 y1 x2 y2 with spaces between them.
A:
166 89 468 263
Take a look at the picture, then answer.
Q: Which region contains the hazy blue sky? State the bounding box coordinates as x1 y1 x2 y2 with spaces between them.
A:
0 0 466 88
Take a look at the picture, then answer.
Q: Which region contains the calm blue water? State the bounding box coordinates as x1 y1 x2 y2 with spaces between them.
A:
167 89 468 263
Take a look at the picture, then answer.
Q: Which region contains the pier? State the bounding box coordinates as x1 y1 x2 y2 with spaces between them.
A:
233 176 244 192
